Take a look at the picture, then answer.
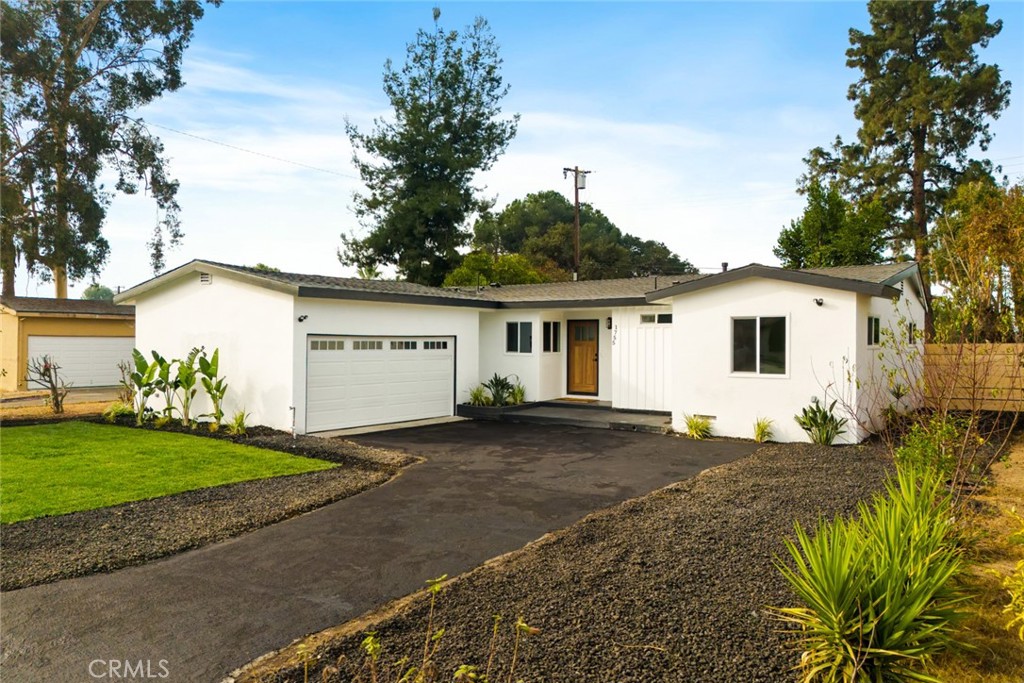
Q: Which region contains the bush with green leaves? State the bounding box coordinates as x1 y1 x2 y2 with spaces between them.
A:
482 373 515 407
753 417 774 443
509 381 526 405
150 351 179 421
684 414 713 440
102 401 136 423
794 397 847 445
225 409 250 437
468 385 492 406
774 464 967 681
894 414 966 483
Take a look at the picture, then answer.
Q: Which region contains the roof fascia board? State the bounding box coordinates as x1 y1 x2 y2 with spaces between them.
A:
14 311 133 320
114 261 297 303
496 296 652 309
646 266 899 302
297 286 499 309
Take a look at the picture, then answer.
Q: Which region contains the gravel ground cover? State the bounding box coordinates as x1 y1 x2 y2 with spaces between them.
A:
236 442 890 683
1 426 416 591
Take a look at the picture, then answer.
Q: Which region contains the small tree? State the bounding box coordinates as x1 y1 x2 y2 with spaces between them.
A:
81 283 115 301
26 355 69 413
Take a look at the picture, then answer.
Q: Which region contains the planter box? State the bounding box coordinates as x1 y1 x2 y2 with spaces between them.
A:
456 403 533 421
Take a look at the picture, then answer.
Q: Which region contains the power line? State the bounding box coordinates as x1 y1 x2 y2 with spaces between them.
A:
145 121 361 181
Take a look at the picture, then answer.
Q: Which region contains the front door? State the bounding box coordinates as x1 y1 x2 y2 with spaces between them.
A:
567 319 599 395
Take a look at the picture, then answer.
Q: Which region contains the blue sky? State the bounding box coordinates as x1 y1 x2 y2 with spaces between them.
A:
30 1 1024 297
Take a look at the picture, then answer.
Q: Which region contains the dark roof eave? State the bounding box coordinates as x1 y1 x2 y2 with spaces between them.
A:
496 296 652 309
297 286 499 309
646 266 901 302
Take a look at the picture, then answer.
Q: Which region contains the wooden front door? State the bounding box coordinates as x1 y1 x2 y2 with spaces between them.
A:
567 319 599 395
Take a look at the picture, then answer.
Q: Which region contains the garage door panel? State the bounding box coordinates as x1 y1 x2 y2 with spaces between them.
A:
27 336 134 388
306 336 455 432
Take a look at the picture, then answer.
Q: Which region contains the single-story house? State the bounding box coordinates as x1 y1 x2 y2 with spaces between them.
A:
0 297 136 392
114 259 925 443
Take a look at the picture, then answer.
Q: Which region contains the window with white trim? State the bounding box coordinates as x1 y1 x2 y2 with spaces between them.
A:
310 340 344 351
640 314 656 324
543 321 561 352
906 322 917 344
732 317 786 375
423 340 448 350
506 322 532 353
390 340 417 350
657 313 673 324
867 317 881 346
353 340 383 350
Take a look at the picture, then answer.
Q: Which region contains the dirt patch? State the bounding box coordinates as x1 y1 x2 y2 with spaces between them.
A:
0 400 109 422
232 442 890 683
1 421 417 591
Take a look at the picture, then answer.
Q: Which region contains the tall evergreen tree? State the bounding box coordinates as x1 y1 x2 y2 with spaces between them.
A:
845 0 1010 330
1 0 218 298
340 8 519 287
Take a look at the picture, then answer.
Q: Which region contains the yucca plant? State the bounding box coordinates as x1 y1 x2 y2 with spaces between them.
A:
774 464 967 682
753 417 774 443
794 397 847 445
684 414 713 440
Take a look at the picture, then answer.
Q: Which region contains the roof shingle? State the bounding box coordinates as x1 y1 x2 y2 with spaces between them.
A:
0 296 134 316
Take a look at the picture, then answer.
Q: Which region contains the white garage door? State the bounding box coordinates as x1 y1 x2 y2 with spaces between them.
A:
306 335 455 432
27 336 134 388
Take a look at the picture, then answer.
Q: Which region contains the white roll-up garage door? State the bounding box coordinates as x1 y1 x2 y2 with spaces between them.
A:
27 336 134 388
305 335 455 432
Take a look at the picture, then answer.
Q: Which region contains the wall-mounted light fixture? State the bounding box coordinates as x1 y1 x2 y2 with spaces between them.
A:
813 298 823 307
606 316 613 329
297 315 308 322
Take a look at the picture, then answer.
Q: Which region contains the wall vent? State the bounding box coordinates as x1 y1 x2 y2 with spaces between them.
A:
199 272 212 285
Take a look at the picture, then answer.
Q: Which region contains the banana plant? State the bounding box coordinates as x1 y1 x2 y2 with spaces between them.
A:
151 351 180 422
129 349 159 425
199 348 228 426
177 346 204 427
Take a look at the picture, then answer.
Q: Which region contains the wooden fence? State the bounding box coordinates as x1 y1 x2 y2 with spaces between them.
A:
924 343 1024 412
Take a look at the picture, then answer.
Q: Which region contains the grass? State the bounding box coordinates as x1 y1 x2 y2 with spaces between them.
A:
927 436 1024 683
0 421 336 523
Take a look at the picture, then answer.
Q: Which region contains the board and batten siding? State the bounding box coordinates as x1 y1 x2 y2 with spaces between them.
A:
611 306 673 411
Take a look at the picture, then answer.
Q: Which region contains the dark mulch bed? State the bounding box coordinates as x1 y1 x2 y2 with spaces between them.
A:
235 442 891 683
1 420 417 592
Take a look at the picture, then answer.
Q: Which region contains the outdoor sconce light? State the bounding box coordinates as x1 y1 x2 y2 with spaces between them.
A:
813 298 823 307
297 315 308 322
606 316 613 329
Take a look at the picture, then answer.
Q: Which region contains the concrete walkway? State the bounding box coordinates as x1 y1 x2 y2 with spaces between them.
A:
0 422 757 683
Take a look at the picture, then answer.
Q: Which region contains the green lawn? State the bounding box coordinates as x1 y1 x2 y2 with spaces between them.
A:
0 422 336 523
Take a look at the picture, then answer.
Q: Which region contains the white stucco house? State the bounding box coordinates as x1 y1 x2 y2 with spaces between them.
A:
114 259 925 444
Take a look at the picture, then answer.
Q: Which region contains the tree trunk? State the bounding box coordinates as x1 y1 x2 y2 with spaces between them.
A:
1 222 16 298
53 265 68 298
911 126 933 339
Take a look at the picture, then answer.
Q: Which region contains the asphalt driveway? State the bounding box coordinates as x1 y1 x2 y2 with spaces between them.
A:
0 421 757 682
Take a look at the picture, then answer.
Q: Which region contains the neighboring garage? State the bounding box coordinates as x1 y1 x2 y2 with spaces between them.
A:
0 297 135 392
306 335 455 432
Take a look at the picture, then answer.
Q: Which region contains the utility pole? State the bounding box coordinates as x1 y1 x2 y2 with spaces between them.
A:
562 166 591 281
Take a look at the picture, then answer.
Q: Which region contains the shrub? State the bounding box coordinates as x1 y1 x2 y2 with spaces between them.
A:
468 385 492 406
1005 560 1024 641
794 397 847 445
26 355 70 414
102 401 135 423
509 382 526 405
482 373 515 407
774 464 967 681
894 415 965 483
225 410 250 437
150 351 179 421
684 414 712 440
116 360 135 404
176 346 204 428
753 417 774 443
